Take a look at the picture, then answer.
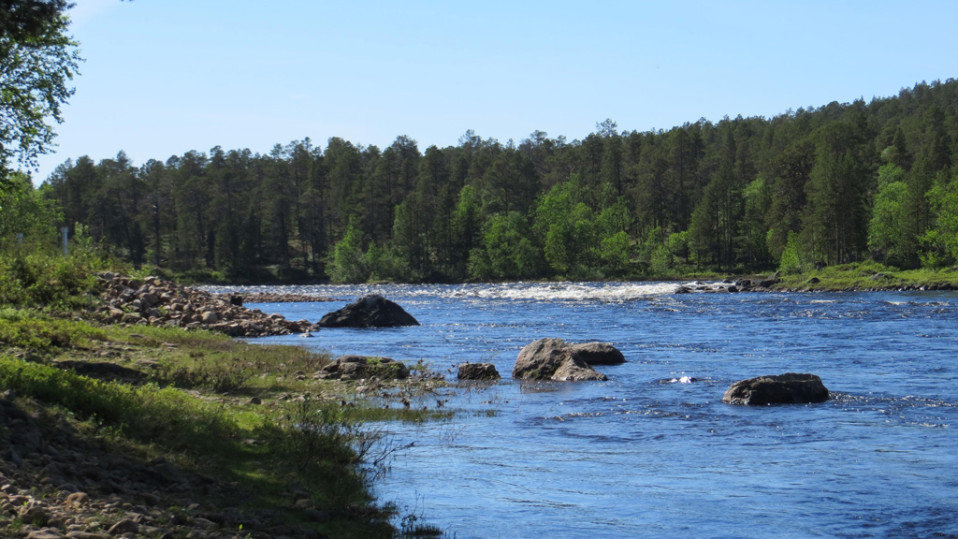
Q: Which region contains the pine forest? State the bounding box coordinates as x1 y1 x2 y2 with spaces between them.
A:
10 79 958 284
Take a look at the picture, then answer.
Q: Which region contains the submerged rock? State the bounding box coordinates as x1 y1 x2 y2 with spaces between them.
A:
457 362 500 381
317 294 419 328
722 373 829 405
513 338 624 382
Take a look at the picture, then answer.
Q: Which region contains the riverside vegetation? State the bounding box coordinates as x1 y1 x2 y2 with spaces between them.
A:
0 248 449 538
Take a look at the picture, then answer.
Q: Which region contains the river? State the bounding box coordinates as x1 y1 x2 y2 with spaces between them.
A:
204 282 958 538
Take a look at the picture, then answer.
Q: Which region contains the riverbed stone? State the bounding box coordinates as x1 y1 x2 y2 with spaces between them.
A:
106 518 138 535
457 362 500 381
513 338 619 382
722 373 829 405
317 355 410 381
566 342 626 365
317 294 419 328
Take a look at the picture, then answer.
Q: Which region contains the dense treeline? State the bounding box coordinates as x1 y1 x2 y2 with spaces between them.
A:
15 79 958 283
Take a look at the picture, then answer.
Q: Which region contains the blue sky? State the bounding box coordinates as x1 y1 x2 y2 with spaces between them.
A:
30 0 958 183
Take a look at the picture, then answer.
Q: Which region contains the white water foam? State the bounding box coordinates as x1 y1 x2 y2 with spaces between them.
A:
448 281 688 302
203 281 719 303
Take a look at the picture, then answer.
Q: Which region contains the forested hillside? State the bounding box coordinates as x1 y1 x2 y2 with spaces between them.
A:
25 79 958 283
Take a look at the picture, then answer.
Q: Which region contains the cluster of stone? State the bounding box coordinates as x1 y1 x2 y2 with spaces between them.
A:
675 279 781 293
94 273 316 337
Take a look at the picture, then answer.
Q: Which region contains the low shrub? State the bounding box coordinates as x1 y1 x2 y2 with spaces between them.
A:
0 316 107 353
0 251 104 308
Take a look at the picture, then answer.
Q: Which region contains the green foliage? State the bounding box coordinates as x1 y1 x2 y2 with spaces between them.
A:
533 177 634 278
598 231 630 275
635 227 664 273
472 212 539 280
868 175 911 265
273 395 356 470
365 242 409 282
0 250 102 308
649 243 672 276
0 312 433 536
921 175 958 267
802 121 873 265
778 231 807 275
741 177 771 266
35 79 958 281
667 230 690 264
327 216 368 283
0 173 61 247
0 0 81 174
0 314 106 353
773 260 958 291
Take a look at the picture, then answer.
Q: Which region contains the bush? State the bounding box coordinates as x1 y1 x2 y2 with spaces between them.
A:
778 232 807 275
0 250 105 308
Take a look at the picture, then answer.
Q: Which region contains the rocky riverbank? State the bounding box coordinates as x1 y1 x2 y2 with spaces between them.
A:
677 273 958 294
93 273 318 337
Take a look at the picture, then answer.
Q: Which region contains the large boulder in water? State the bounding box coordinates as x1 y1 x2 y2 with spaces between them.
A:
722 373 829 405
513 338 622 382
318 294 419 328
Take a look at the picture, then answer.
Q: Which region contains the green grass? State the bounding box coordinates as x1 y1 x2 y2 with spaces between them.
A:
0 349 392 534
0 357 239 451
773 261 958 291
0 310 107 353
0 299 451 536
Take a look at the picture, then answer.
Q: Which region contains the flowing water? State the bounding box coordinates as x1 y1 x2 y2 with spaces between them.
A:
205 282 958 538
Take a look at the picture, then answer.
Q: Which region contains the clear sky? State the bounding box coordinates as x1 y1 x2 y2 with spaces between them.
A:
29 0 958 183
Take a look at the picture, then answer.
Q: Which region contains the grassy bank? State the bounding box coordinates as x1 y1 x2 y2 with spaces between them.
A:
763 261 958 292
0 252 449 537
0 308 450 537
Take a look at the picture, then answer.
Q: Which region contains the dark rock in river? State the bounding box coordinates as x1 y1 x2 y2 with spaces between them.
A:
722 373 829 405
317 294 420 328
513 338 623 382
567 342 626 365
457 362 500 381
316 355 410 381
